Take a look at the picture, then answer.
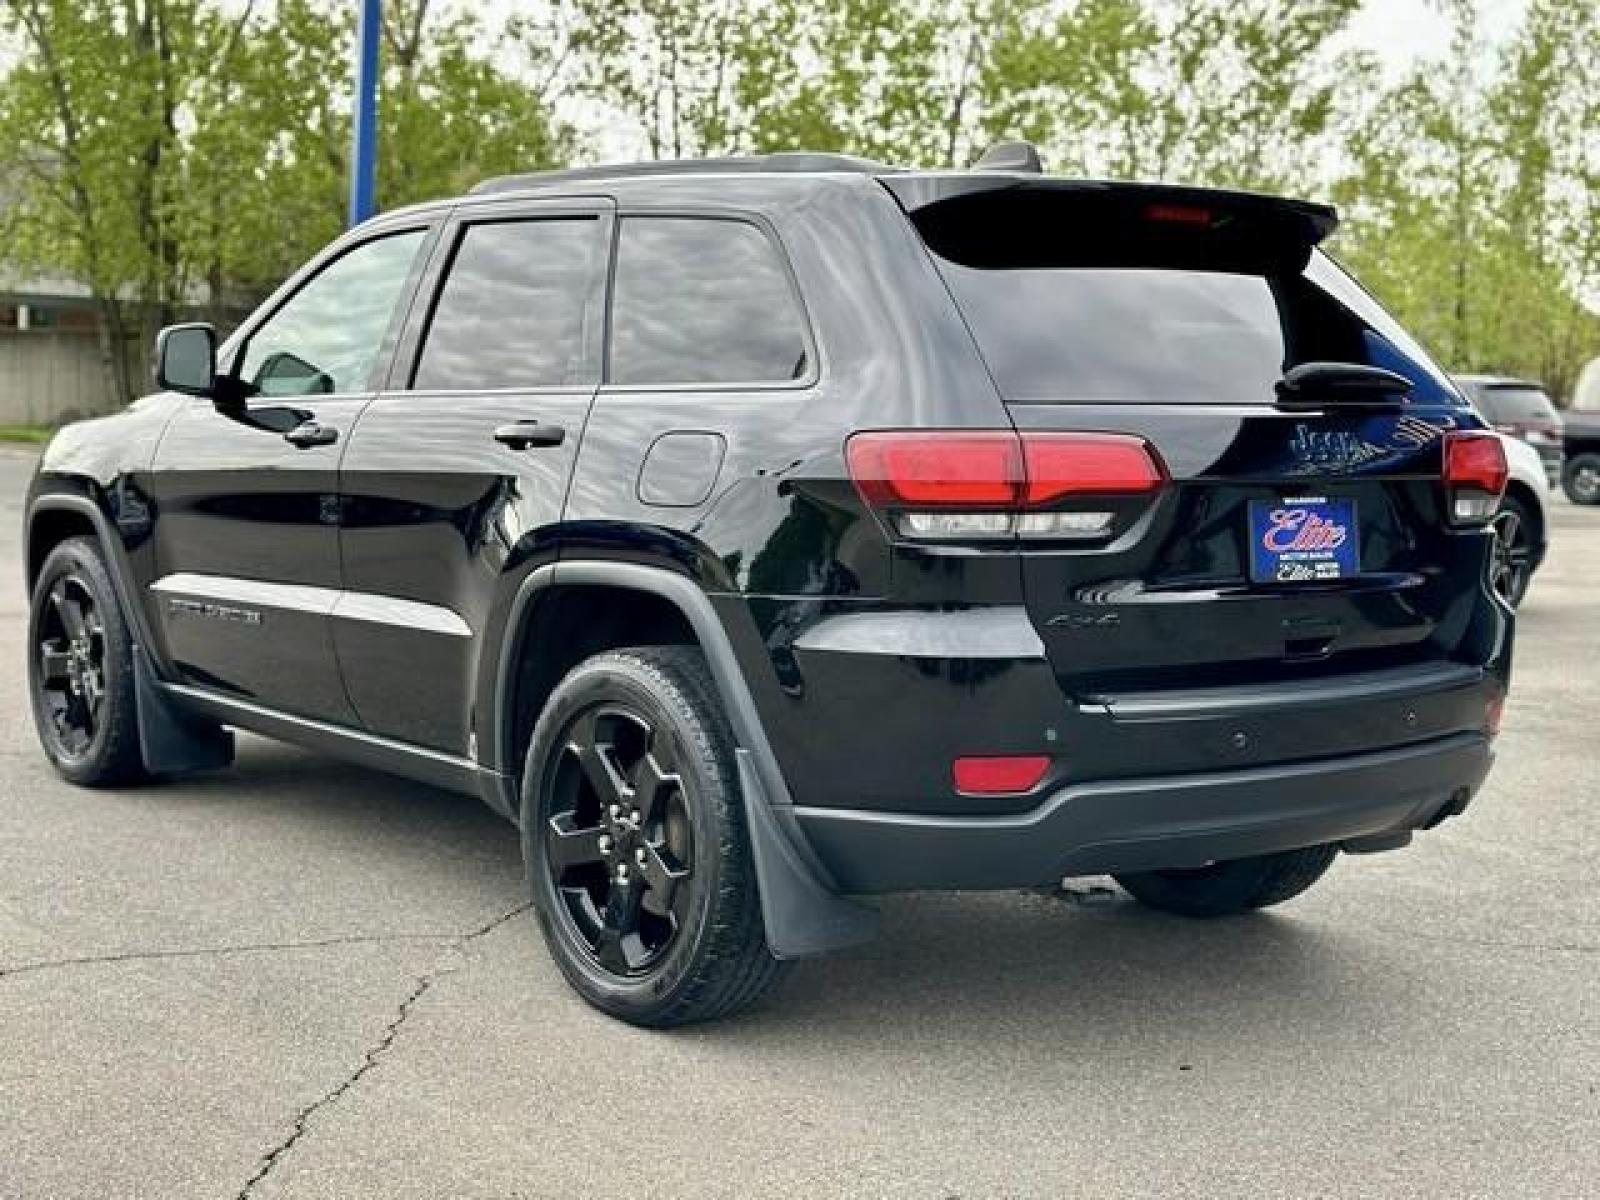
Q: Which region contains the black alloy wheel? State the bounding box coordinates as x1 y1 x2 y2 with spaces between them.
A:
36 572 108 759
1490 497 1535 608
28 536 145 785
542 703 694 976
522 646 782 1026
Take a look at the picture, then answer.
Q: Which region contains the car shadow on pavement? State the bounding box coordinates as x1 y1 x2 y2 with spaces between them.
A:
128 736 1409 1054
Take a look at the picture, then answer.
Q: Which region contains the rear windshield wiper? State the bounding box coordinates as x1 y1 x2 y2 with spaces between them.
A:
1275 361 1414 410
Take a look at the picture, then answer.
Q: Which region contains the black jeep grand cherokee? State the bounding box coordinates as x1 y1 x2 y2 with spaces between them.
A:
25 150 1511 1026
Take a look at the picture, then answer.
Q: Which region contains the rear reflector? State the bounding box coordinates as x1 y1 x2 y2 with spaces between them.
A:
1484 693 1505 737
952 755 1051 796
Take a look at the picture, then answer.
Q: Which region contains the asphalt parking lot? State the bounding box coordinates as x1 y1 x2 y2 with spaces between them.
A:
1 445 1595 1199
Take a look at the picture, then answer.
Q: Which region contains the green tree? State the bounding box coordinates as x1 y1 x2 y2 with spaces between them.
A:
561 0 1007 167
1334 0 1600 399
1 0 573 406
981 0 1367 189
0 0 205 400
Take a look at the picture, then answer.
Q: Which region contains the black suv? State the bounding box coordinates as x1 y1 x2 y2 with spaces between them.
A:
24 151 1512 1026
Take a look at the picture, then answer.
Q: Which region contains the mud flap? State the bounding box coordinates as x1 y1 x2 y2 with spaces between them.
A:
736 750 879 959
133 645 234 775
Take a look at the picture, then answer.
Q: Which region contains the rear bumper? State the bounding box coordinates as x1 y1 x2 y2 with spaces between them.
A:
793 732 1492 893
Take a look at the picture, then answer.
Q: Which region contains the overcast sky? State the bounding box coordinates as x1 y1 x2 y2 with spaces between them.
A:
1343 0 1526 74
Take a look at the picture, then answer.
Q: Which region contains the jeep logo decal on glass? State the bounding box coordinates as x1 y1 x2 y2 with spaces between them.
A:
1283 414 1460 477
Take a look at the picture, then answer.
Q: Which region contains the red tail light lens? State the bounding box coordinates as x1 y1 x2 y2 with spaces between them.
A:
953 755 1051 796
1443 431 1508 525
846 432 1022 508
1445 431 1509 494
846 430 1165 541
1022 433 1167 503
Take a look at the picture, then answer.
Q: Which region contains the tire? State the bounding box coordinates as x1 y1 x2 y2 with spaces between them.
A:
1562 452 1600 505
1114 845 1338 918
1490 493 1536 608
521 645 784 1027
27 536 146 787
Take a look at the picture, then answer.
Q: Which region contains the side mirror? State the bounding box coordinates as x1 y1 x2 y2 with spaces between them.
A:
154 323 218 397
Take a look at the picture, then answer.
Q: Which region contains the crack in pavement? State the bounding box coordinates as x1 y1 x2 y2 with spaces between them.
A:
234 904 530 1200
0 930 476 982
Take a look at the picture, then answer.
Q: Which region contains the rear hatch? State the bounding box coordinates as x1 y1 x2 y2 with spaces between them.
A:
886 178 1496 698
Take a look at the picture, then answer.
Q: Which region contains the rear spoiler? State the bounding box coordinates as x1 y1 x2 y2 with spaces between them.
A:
879 175 1339 247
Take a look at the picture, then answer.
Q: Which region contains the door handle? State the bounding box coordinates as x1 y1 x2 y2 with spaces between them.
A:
493 421 566 450
284 421 338 449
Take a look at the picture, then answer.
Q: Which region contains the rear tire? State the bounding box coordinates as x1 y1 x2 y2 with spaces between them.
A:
1562 452 1600 505
27 536 146 787
521 645 784 1027
1114 845 1337 918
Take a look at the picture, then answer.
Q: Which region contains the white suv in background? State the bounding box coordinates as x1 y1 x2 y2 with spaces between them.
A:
1489 430 1551 608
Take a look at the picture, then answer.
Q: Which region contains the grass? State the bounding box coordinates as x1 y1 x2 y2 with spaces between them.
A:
0 425 54 445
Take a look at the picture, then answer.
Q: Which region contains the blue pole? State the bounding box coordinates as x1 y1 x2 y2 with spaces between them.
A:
349 0 381 226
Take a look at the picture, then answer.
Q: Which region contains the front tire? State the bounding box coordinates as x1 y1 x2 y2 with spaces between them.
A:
521 646 783 1027
1563 452 1600 505
1114 845 1338 918
27 536 145 786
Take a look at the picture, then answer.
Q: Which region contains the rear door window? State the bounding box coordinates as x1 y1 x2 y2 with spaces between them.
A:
608 217 809 385
412 217 603 391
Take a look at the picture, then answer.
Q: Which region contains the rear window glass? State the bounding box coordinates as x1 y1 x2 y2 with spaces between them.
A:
914 192 1455 406
1475 386 1558 423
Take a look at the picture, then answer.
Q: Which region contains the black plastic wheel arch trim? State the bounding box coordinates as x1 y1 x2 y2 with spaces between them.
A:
26 494 166 670
27 493 235 775
495 560 880 959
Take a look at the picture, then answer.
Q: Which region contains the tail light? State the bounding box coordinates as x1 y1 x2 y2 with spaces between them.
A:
846 430 1165 542
1443 431 1508 525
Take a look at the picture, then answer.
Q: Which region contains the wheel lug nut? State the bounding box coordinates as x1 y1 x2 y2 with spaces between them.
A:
598 835 613 855
615 865 629 882
608 804 621 820
634 848 647 866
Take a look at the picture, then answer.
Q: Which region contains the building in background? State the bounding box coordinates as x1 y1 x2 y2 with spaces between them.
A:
0 266 115 427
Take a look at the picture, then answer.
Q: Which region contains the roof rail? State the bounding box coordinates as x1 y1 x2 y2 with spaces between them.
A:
470 152 902 196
